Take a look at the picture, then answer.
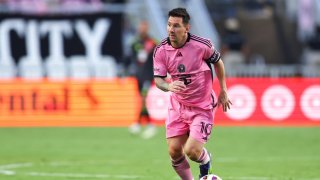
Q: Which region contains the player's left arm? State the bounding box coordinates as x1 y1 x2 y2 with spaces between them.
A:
203 40 232 111
213 59 232 112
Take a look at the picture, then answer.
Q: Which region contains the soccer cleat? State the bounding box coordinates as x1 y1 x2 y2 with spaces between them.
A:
141 125 157 139
128 123 141 135
199 153 213 179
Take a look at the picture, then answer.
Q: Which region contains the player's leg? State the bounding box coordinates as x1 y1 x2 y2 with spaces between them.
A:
141 81 157 139
166 97 193 180
167 135 194 180
185 108 215 179
184 137 212 179
128 79 144 135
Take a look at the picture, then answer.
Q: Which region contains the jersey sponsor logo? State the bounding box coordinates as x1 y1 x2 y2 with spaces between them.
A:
176 52 183 57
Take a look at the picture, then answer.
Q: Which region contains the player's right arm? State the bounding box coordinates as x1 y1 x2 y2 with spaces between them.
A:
154 77 186 93
153 44 185 93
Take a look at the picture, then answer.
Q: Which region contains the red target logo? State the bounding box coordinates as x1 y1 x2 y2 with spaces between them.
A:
300 85 320 121
225 85 256 121
146 85 171 121
261 85 295 121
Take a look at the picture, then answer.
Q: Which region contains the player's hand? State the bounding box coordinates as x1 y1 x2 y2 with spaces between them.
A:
218 90 232 112
168 80 186 92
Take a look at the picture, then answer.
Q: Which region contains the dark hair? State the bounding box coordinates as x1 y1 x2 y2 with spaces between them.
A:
168 8 190 24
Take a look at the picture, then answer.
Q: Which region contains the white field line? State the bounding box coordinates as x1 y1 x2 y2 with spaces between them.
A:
0 162 33 176
0 170 16 175
27 172 143 179
0 163 33 170
0 162 144 179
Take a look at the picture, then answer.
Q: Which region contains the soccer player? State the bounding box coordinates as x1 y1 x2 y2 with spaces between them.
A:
128 20 158 139
153 8 232 179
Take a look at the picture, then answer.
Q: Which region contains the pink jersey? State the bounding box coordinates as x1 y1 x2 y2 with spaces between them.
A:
153 33 221 110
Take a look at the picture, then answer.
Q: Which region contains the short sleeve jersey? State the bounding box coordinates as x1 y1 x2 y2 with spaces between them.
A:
153 33 221 110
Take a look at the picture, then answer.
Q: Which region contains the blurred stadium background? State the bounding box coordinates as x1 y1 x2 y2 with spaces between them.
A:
0 0 319 179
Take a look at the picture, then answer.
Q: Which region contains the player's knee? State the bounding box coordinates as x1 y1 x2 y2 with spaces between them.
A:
184 146 202 161
168 145 184 160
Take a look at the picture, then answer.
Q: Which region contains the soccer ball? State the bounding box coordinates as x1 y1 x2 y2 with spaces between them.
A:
200 174 222 180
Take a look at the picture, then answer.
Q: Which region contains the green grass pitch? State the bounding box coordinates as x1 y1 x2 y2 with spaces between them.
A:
0 127 319 180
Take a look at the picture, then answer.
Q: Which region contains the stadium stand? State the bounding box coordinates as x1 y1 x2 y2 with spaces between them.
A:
0 0 319 79
91 56 118 78
220 18 247 69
